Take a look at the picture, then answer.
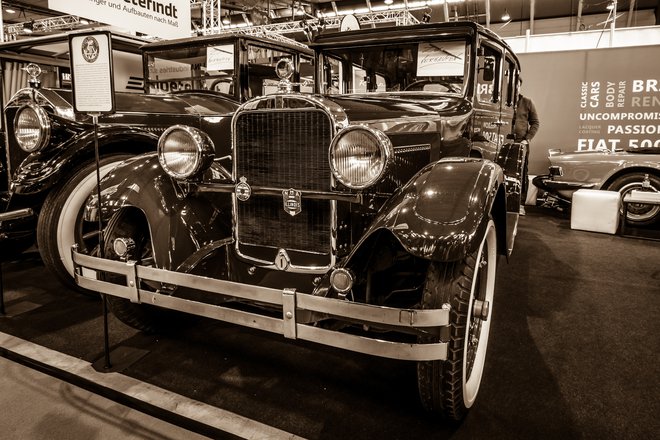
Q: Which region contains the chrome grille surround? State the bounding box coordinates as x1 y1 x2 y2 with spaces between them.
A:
231 94 349 273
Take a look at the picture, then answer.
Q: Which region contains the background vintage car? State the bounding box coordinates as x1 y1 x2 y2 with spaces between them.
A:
0 30 311 291
74 21 527 421
533 148 660 225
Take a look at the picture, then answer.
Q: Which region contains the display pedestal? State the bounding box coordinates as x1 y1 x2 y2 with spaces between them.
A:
570 189 621 234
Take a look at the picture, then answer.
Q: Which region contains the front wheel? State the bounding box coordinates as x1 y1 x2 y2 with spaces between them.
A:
417 219 497 421
606 172 660 226
104 208 182 333
37 154 132 292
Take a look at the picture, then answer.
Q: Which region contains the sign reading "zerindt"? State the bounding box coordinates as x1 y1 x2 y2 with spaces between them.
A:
48 0 190 39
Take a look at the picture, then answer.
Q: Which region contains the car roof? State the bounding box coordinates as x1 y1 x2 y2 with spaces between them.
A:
141 31 312 55
310 20 515 57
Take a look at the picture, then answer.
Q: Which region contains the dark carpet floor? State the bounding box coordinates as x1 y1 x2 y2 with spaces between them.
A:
0 206 658 439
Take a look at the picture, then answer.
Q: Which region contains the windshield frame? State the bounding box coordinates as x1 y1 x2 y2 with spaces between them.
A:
316 37 471 98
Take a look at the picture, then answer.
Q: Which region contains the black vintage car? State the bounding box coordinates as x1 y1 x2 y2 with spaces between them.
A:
73 21 525 420
0 31 312 290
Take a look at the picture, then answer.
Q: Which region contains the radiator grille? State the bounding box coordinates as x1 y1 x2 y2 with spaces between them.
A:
237 195 331 253
235 110 332 190
234 109 334 256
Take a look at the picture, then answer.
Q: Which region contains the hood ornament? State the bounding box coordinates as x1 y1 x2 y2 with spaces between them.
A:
24 63 42 89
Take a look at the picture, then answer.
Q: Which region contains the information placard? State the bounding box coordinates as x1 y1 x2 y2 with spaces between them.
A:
69 32 115 114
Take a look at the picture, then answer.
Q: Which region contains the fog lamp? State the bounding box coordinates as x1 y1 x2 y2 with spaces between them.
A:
330 268 354 294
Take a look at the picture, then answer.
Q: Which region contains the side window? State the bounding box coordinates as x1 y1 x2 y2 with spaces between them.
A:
476 44 502 104
322 55 343 95
299 55 314 93
503 57 517 107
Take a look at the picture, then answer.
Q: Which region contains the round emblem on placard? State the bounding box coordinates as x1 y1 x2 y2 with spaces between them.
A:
81 36 100 63
235 176 251 201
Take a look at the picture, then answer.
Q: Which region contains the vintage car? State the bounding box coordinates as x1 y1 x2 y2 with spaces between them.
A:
0 31 311 290
73 21 526 420
533 148 660 225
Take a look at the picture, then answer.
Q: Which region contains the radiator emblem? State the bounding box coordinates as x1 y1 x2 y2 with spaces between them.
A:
275 249 291 271
235 176 251 201
282 188 302 216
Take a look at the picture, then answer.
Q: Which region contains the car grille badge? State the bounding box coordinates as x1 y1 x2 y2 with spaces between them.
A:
282 188 302 216
235 176 251 201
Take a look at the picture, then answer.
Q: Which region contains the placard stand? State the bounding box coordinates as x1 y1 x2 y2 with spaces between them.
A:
69 32 116 371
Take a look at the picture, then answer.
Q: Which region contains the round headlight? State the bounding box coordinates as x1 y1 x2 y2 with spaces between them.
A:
158 125 215 180
329 126 393 189
14 104 50 153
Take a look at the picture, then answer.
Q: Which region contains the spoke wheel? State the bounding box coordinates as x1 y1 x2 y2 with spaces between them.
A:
104 208 181 333
37 155 131 293
417 219 497 421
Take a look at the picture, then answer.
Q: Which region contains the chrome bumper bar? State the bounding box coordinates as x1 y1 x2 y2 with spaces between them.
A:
72 246 449 362
0 208 33 222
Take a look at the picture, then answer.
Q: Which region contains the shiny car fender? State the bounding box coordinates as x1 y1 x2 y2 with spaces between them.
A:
86 154 230 270
346 157 505 265
11 125 160 195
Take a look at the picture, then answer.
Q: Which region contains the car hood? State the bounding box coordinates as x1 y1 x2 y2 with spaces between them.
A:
325 93 471 124
6 88 238 121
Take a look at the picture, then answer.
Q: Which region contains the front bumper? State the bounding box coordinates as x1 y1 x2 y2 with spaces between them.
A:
0 208 35 240
72 246 449 362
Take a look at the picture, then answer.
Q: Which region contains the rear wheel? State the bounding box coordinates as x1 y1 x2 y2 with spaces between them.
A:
606 172 660 226
417 219 497 421
37 155 132 292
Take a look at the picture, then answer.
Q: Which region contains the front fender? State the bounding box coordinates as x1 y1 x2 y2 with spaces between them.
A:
86 154 230 270
350 157 503 263
11 126 159 195
495 141 526 212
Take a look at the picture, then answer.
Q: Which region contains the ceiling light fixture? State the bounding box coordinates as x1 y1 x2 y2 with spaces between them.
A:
384 0 393 4
23 20 34 34
5 8 17 14
606 1 615 10
501 9 511 21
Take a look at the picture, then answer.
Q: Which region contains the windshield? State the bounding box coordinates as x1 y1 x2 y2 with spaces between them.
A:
144 42 309 99
320 39 468 96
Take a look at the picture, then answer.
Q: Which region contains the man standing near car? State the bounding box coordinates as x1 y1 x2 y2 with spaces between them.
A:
513 76 540 214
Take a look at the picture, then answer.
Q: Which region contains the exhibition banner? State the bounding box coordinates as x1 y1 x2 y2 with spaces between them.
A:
48 0 190 39
518 45 660 173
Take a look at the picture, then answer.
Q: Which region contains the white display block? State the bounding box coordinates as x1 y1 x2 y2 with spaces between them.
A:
525 174 538 206
570 189 621 234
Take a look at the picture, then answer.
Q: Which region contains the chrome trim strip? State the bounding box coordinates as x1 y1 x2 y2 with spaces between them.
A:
72 248 449 361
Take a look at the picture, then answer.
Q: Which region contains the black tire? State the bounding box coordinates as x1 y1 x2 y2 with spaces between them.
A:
606 172 660 226
103 208 180 333
37 154 132 292
417 219 497 421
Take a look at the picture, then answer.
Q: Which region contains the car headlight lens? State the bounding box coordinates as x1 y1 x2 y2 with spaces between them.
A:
329 126 393 189
158 125 214 180
14 104 50 153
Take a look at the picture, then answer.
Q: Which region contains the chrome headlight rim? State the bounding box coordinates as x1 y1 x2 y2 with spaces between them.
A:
157 125 215 180
14 103 51 153
329 126 394 190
